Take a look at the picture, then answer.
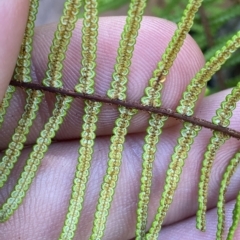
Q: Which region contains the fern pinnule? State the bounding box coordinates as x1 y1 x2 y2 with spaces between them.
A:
90 107 137 240
90 1 147 239
145 122 202 240
0 90 43 188
75 0 98 95
216 152 240 240
177 31 240 117
42 0 82 88
59 1 100 239
146 17 240 240
0 0 42 188
0 0 39 128
107 0 147 101
1 0 240 238
0 86 15 128
196 131 230 231
141 0 203 107
135 114 168 239
136 0 203 238
227 191 240 240
197 81 240 231
0 0 82 222
14 0 39 83
0 95 72 222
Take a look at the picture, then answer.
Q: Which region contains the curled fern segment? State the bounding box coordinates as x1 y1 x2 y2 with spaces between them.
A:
137 1 203 238
177 31 240 116
0 90 43 188
136 114 168 239
212 82 240 127
0 86 15 128
75 0 98 95
146 122 202 240
60 2 100 238
0 95 72 222
227 191 240 240
0 0 81 222
42 0 83 88
90 107 137 240
90 1 147 238
197 82 240 231
59 101 101 240
197 131 230 231
216 152 240 240
0 0 39 128
107 0 147 101
141 0 203 107
14 0 39 83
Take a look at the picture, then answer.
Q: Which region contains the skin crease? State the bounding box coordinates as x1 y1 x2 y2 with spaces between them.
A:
0 3 240 240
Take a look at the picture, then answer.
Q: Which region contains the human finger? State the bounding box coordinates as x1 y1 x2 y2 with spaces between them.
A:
0 16 205 149
159 200 239 240
0 0 30 101
1 89 240 239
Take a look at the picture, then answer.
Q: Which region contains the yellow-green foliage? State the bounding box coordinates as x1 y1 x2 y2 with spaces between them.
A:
153 0 240 94
1 0 240 240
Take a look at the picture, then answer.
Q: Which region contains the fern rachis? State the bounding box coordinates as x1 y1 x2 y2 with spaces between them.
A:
1 1 240 239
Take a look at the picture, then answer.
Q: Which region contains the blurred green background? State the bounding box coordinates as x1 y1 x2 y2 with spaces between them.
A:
37 0 240 94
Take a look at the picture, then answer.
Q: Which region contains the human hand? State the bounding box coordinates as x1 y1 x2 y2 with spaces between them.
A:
1 2 240 240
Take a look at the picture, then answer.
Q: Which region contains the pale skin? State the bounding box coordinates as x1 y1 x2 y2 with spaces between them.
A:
1 1 240 239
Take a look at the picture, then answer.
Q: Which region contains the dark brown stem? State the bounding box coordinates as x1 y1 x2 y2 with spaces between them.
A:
10 79 240 140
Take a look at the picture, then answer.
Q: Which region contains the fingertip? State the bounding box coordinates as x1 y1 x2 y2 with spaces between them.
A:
0 0 30 101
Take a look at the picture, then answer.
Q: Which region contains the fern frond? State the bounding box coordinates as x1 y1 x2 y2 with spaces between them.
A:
90 1 147 238
197 131 230 231
135 0 203 238
59 1 100 239
107 0 147 101
75 0 98 95
59 101 101 240
216 152 240 240
0 86 15 128
0 0 82 222
0 0 39 129
0 95 72 222
145 21 240 240
42 0 82 88
14 0 39 83
177 31 240 116
145 122 202 240
2 0 240 239
135 114 168 239
197 81 240 231
227 191 240 240
0 0 40 187
0 90 43 188
90 107 137 240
